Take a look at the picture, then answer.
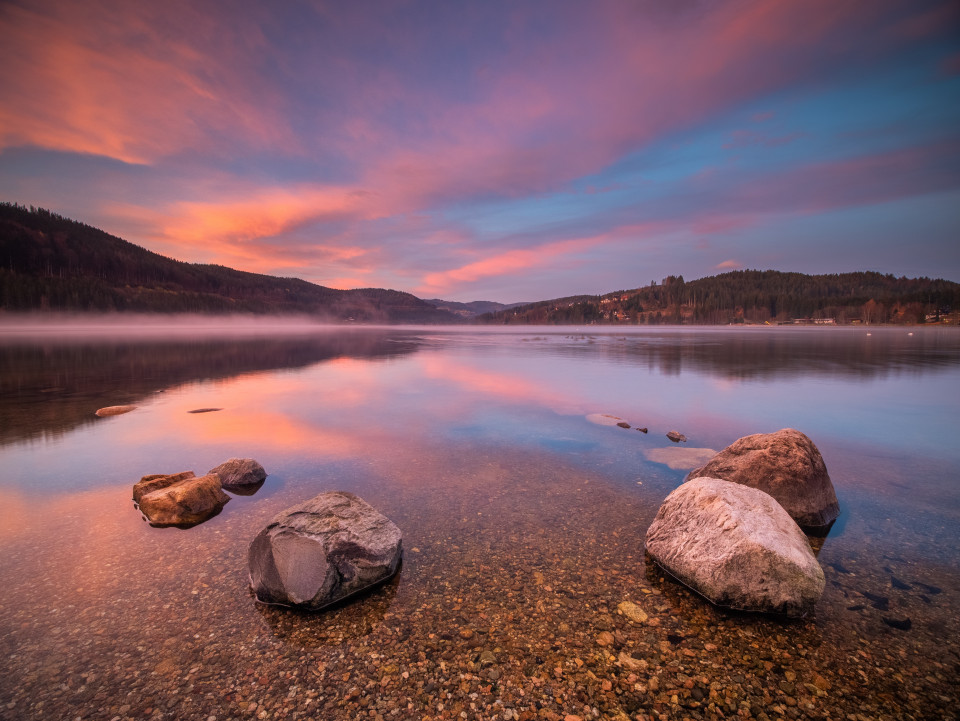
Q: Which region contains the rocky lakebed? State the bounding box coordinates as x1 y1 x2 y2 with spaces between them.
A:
3 423 956 721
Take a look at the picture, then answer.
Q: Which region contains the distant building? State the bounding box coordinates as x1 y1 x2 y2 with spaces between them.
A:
790 318 836 325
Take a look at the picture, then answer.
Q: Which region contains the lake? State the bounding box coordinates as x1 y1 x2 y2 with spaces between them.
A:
1 323 958 721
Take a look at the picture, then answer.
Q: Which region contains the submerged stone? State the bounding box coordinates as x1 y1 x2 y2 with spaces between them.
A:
645 447 718 470
617 600 648 624
208 458 267 488
248 491 402 610
95 405 137 417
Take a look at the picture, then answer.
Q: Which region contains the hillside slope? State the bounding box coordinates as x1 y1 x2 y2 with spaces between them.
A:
423 298 530 318
479 271 960 325
0 203 457 323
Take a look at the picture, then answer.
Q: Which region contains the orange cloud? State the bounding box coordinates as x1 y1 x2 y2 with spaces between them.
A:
416 236 602 296
0 1 293 163
109 185 373 272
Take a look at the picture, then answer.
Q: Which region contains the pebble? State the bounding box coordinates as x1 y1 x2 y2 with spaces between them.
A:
617 600 648 624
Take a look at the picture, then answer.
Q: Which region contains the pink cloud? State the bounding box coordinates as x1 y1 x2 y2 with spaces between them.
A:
415 233 617 296
347 1 939 213
0 0 295 163
2 0 955 299
716 260 743 270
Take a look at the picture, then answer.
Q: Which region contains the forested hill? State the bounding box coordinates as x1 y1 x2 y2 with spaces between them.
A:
0 203 457 322
479 270 960 325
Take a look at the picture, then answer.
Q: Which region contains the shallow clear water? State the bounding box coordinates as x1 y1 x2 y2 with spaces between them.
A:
1 324 958 720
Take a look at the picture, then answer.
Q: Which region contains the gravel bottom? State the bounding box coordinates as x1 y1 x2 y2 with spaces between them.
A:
1 446 957 721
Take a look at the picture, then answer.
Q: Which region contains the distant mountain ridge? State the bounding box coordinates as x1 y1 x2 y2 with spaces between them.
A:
478 271 960 325
3 203 958 325
0 203 458 322
422 298 530 318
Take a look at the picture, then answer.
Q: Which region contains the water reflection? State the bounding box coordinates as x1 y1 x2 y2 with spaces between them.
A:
226 478 266 497
0 330 418 445
485 327 960 379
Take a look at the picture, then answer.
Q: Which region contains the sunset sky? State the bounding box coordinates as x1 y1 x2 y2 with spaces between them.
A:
1 0 958 302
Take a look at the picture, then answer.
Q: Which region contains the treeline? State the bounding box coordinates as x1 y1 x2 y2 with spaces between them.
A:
480 270 960 325
0 203 456 322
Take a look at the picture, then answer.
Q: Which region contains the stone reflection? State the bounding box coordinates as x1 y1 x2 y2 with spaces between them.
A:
254 568 401 648
224 478 266 497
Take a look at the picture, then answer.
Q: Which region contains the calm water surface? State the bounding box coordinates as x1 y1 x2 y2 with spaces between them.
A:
1 325 958 720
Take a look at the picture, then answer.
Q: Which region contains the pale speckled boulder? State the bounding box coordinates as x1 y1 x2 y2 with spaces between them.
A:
645 477 824 617
135 472 230 527
685 428 839 528
208 458 267 489
249 491 402 610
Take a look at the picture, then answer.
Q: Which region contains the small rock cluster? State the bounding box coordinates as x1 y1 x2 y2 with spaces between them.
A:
132 458 267 528
646 429 839 617
132 430 838 624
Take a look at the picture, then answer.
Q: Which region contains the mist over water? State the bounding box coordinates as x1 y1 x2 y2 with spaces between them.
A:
0 312 350 339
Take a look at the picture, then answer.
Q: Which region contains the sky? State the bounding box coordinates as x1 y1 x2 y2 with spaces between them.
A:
1 0 958 302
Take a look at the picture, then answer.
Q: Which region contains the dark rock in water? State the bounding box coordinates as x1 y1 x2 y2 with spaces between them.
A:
847 604 866 611
645 477 824 617
666 430 687 443
188 407 222 414
861 591 889 610
95 405 137 417
637 427 648 434
208 458 267 488
890 575 911 590
882 616 912 631
685 428 840 528
616 421 631 429
135 473 229 527
133 471 196 505
248 491 402 611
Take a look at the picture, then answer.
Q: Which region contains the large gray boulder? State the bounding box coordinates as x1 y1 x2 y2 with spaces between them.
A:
248 491 402 610
208 458 267 489
645 477 824 617
134 472 230 527
685 428 839 528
